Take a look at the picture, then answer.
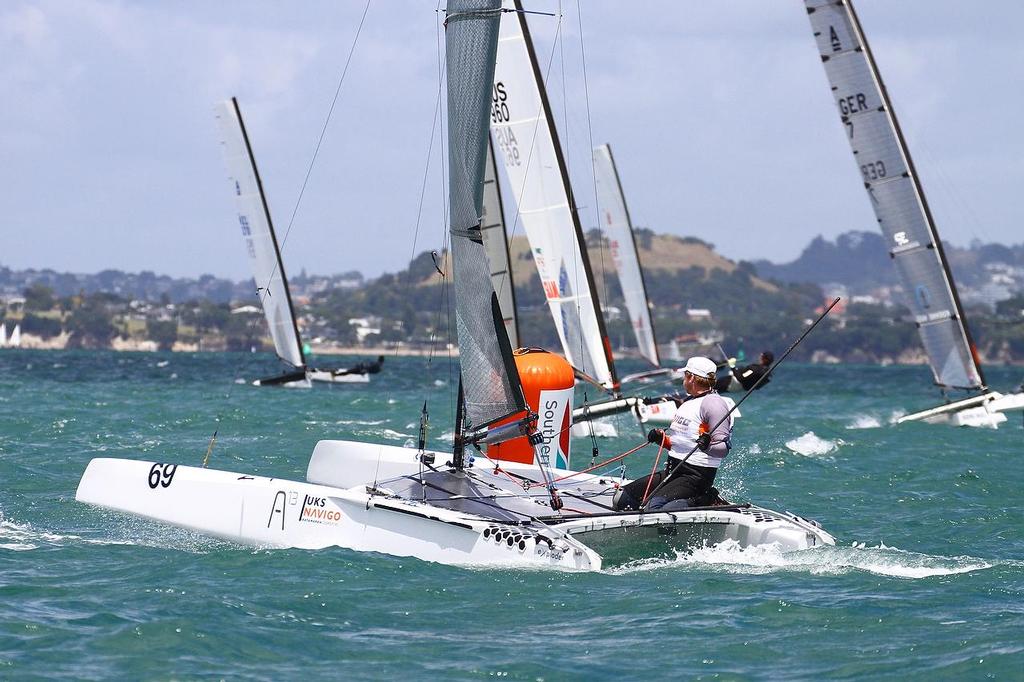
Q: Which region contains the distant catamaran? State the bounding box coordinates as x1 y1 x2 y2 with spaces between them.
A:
804 0 1024 427
214 98 382 387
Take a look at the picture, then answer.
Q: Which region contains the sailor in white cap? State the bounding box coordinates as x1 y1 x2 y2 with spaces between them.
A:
613 356 733 511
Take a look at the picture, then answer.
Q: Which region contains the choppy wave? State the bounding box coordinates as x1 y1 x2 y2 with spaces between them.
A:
785 431 842 456
610 540 992 579
846 414 882 429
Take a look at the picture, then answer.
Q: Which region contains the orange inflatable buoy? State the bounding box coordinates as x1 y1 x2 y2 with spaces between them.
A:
488 348 575 468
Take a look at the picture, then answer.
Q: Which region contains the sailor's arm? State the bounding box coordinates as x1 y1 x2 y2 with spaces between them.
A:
698 398 732 456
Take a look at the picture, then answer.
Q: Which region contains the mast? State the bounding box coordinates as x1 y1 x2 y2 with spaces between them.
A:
216 98 307 370
804 0 985 391
491 0 619 390
594 143 660 367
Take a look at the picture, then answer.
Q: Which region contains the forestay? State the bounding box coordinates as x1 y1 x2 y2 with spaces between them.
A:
804 0 984 391
215 99 306 370
490 0 617 390
481 138 519 348
446 0 526 428
593 144 659 367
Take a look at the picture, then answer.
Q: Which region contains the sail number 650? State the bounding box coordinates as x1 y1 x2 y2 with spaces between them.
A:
148 463 177 489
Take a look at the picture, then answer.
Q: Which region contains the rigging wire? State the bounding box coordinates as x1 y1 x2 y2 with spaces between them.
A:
574 0 610 312
201 1 371 467
275 0 372 267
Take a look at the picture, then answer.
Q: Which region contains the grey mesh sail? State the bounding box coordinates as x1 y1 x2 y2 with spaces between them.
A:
804 0 985 391
446 0 526 428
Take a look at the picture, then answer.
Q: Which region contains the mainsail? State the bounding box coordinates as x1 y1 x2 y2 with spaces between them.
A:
481 137 519 348
446 0 527 428
215 98 306 370
490 0 618 390
593 144 660 367
804 0 985 391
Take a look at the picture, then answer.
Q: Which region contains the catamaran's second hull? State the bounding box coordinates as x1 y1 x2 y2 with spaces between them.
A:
897 391 1024 428
307 369 371 384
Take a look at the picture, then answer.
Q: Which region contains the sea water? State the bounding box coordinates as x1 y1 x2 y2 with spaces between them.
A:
1 350 1021 679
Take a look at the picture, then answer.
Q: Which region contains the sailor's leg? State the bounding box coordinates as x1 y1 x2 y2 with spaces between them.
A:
614 471 664 510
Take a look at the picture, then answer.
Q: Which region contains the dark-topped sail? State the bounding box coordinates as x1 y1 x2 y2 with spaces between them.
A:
215 98 305 370
804 0 985 391
445 0 526 428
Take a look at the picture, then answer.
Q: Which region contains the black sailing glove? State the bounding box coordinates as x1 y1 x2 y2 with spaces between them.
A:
646 429 668 447
696 432 711 452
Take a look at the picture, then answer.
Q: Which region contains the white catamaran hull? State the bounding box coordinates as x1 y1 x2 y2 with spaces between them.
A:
637 396 740 426
307 369 371 384
77 440 833 571
897 391 1024 428
77 457 600 570
570 421 619 439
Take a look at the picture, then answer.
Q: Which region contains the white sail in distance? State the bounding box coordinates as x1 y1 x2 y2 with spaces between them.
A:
490 0 617 390
481 138 519 348
804 0 985 391
214 98 306 370
593 144 659 367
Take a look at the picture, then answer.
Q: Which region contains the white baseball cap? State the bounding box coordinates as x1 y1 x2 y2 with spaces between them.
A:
683 356 717 380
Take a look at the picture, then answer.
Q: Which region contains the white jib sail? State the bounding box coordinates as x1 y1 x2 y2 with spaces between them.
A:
804 0 984 391
593 144 659 367
481 138 519 348
491 2 615 389
215 99 305 370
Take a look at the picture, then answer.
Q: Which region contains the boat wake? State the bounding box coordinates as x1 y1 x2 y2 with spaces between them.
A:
0 510 227 554
785 431 843 456
0 517 82 551
609 540 992 579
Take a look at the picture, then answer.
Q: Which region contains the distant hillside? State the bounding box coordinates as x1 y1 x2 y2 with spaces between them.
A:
752 231 894 291
509 229 778 295
753 230 1024 293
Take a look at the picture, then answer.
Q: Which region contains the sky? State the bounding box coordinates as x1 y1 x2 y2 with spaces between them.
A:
2 1 1022 281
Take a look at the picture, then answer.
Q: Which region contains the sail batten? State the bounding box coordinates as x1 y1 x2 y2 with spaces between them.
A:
490 0 617 390
593 144 659 367
446 0 526 429
215 98 305 370
804 0 985 391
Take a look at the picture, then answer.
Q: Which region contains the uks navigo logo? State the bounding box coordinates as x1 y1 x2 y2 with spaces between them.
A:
299 494 341 525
